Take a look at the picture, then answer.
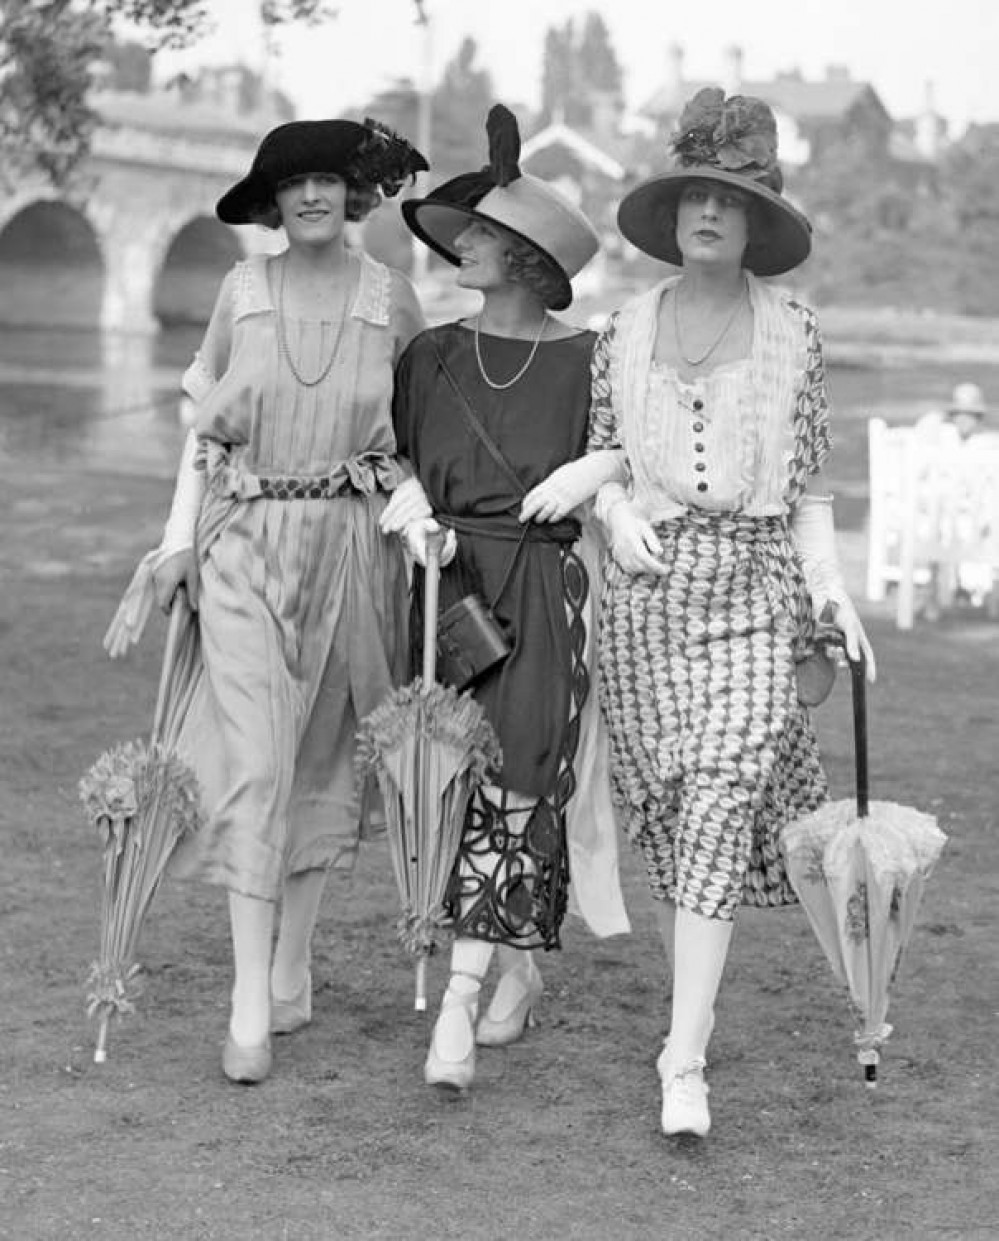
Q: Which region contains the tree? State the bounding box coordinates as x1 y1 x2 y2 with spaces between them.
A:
360 37 495 181
539 11 622 129
0 0 334 184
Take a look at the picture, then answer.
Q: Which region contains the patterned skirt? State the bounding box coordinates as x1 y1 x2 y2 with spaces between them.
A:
598 510 828 921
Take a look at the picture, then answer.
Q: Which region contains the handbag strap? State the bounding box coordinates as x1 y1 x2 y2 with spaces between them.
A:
430 339 533 611
431 340 528 500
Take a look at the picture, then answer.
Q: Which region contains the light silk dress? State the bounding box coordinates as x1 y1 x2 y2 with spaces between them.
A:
169 250 423 901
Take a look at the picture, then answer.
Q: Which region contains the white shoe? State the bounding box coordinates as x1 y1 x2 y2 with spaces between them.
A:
424 974 480 1091
476 956 543 1047
657 1048 710 1137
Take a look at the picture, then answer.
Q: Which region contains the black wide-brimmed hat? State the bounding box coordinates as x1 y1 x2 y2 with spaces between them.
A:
216 118 428 225
617 88 812 276
401 104 599 310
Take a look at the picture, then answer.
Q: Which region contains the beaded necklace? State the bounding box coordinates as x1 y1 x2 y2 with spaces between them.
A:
275 256 353 388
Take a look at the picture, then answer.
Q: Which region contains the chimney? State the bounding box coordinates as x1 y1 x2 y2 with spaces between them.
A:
723 45 743 95
665 42 684 104
915 79 941 160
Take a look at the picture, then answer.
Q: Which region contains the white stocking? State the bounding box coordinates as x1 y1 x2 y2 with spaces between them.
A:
665 906 733 1068
271 868 328 1000
228 891 275 1047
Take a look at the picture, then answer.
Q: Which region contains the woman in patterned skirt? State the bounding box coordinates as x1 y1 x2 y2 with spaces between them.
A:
381 106 629 1091
105 119 427 1083
588 89 876 1137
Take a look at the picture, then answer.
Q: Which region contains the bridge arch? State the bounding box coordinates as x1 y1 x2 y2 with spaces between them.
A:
0 197 104 329
154 215 245 327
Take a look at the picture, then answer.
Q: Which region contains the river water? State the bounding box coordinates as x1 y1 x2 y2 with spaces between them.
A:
3 324 998 532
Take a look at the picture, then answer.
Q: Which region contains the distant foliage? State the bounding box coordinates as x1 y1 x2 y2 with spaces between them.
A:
791 126 999 315
540 11 623 128
0 0 330 184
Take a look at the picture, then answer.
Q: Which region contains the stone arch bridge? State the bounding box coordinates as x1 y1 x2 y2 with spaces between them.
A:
0 104 283 335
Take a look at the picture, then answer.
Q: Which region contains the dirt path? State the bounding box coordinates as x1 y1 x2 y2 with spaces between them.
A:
1 462 996 1240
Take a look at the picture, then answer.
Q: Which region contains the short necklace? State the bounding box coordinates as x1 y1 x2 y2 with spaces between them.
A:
474 313 548 391
276 256 351 387
673 279 747 368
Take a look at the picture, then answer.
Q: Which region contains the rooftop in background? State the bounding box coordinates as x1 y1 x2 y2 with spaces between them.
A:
93 63 294 146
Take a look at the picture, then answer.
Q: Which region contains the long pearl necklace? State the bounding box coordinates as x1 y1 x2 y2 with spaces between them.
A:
673 279 747 368
276 256 351 388
474 313 549 391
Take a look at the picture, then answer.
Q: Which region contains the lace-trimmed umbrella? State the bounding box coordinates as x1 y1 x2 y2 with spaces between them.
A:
358 532 501 1010
81 593 203 1062
782 648 947 1085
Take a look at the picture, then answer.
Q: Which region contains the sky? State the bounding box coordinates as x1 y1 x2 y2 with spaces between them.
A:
152 0 999 137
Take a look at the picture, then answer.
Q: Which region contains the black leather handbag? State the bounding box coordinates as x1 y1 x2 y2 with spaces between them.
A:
436 592 512 691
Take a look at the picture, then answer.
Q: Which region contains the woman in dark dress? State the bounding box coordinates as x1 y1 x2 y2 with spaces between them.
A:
381 106 628 1090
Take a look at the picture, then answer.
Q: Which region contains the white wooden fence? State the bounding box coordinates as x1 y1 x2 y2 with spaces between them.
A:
866 417 999 628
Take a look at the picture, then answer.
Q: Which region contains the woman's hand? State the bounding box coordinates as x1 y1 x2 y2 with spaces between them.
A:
830 594 877 681
607 502 668 576
520 452 626 524
152 548 199 612
380 476 432 535
401 518 457 569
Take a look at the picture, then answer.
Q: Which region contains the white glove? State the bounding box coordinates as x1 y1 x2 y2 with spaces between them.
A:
161 429 206 556
379 475 433 535
520 450 628 523
792 494 876 679
402 517 457 568
603 495 668 576
103 431 204 658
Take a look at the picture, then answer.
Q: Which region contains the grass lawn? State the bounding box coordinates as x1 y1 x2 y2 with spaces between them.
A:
1 450 996 1240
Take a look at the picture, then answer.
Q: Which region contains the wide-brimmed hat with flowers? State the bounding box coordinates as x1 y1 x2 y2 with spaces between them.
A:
617 87 812 276
216 118 428 225
401 104 599 310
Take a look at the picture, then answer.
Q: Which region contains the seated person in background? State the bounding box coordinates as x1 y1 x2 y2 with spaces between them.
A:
915 381 989 442
914 383 998 616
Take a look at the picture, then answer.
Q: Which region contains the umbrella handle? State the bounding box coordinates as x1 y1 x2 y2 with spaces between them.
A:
422 529 447 685
415 957 428 1012
819 627 870 819
848 649 869 819
151 589 190 745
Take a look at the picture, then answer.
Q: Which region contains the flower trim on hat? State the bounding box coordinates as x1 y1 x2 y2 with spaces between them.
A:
671 87 781 189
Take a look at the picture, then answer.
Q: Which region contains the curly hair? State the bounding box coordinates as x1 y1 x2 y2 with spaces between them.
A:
503 235 566 307
249 178 381 230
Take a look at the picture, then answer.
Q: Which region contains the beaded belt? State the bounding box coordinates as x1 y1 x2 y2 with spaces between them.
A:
255 474 354 500
202 444 404 501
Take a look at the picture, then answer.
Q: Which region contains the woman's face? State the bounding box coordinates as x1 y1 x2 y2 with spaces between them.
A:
453 220 511 292
675 180 750 269
275 173 348 245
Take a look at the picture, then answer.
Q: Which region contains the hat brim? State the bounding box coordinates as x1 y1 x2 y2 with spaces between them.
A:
216 120 372 225
401 198 573 310
617 168 812 277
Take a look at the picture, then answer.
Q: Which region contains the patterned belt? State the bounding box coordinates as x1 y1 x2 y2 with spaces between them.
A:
202 444 404 501
255 474 353 500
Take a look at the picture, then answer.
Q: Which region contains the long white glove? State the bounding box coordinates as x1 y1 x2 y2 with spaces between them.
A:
791 493 876 678
161 429 206 556
520 450 628 523
104 430 205 658
379 475 433 534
